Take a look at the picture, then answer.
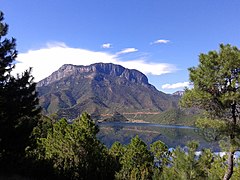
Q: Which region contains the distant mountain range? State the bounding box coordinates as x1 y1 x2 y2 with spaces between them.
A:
172 91 185 97
37 63 197 124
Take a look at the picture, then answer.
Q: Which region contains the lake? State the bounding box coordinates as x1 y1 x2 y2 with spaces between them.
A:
97 122 220 151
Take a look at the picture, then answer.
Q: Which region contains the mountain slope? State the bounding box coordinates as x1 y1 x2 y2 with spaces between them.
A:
37 63 180 120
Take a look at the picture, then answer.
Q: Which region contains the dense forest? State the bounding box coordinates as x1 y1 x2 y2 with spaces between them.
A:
0 10 240 180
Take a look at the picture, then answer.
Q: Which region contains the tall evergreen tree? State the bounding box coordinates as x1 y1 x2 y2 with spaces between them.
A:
0 11 41 170
180 44 240 180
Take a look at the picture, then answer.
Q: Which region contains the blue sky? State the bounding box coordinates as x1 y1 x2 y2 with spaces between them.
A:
1 0 240 93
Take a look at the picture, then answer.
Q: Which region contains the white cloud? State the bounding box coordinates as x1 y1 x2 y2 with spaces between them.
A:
151 39 170 45
102 43 112 49
13 42 177 82
116 48 138 55
162 82 190 89
120 61 176 75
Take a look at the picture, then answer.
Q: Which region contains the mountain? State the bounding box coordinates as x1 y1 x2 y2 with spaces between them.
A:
172 91 184 97
37 63 180 121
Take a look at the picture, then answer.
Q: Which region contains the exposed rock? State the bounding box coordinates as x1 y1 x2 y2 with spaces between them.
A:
172 91 185 97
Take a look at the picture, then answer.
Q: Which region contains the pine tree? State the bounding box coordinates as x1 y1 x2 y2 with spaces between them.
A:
115 135 154 180
180 44 240 179
0 11 41 170
38 113 115 179
150 140 170 178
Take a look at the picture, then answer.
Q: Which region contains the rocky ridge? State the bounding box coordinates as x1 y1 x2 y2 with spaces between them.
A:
37 63 149 87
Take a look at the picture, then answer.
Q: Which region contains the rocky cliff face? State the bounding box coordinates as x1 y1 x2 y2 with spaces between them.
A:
37 63 149 87
37 63 179 120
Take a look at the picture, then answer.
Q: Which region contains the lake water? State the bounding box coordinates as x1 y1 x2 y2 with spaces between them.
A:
99 122 197 129
97 122 220 151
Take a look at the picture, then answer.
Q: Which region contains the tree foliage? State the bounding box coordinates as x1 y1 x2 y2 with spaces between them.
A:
180 44 240 179
180 44 240 124
37 113 115 179
0 11 40 171
150 140 170 179
161 141 214 180
115 135 154 180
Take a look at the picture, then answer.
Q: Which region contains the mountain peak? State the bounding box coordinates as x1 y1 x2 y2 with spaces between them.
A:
172 91 184 96
37 63 149 87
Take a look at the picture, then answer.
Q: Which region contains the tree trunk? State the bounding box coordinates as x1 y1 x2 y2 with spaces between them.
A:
223 150 235 180
223 102 238 180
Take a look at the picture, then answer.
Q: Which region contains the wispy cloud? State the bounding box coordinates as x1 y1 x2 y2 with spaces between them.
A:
151 39 170 45
121 61 176 75
46 41 68 48
161 82 190 89
116 48 138 55
14 42 177 82
102 43 112 49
